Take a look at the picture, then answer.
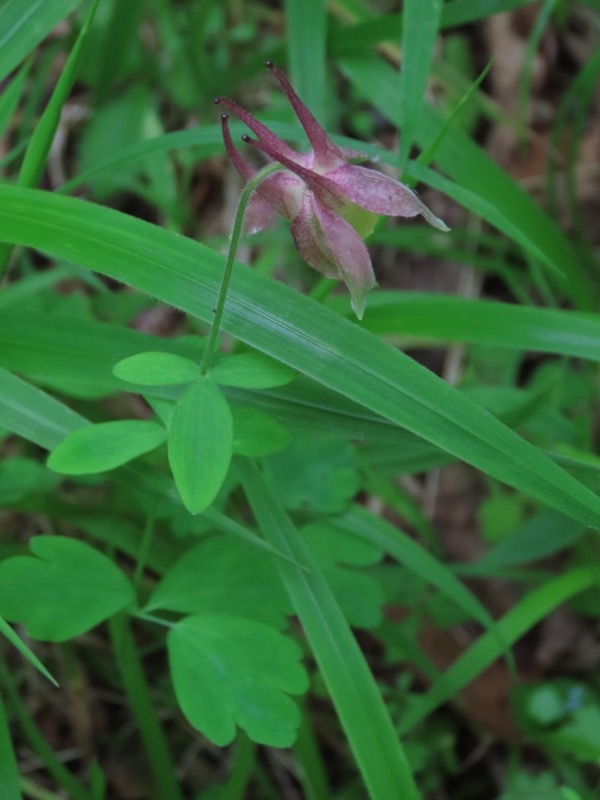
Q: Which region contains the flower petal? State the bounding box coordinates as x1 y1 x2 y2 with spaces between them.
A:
291 195 376 319
257 172 305 221
221 112 256 181
267 62 346 171
221 114 305 224
243 134 346 211
326 164 450 231
244 194 276 234
215 96 301 164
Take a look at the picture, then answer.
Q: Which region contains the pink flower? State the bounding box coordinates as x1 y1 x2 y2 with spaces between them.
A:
215 62 448 319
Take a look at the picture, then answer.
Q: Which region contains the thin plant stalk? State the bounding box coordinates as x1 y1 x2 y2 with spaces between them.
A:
199 162 284 374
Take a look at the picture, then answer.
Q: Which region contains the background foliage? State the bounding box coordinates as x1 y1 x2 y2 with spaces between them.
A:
0 0 599 798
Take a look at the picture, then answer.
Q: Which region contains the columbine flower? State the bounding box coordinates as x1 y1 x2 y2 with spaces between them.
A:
214 61 449 319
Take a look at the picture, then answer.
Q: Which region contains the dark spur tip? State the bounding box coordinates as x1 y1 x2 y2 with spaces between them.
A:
213 97 222 105
220 112 229 121
265 60 274 69
241 134 251 142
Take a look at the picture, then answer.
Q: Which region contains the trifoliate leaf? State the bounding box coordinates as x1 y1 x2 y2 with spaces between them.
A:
48 420 166 475
0 537 135 641
168 614 308 746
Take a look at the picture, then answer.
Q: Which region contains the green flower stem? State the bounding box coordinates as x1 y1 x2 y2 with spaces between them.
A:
0 662 92 800
199 163 284 374
108 613 184 800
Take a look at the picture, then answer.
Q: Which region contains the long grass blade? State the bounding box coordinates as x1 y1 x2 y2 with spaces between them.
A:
0 187 599 528
239 459 421 800
398 0 442 170
284 0 328 124
398 568 599 733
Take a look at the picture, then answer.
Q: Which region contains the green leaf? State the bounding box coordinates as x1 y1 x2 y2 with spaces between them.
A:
0 536 135 641
338 505 500 636
301 522 385 629
0 0 84 83
498 772 563 800
168 614 308 747
398 0 442 169
264 433 360 514
113 351 199 386
210 352 296 389
146 537 291 627
47 420 167 475
349 292 600 362
168 377 233 514
472 511 588 572
239 460 420 800
231 405 291 457
0 59 30 140
284 0 328 124
550 706 600 763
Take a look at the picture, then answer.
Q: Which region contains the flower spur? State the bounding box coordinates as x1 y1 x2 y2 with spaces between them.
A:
214 62 449 319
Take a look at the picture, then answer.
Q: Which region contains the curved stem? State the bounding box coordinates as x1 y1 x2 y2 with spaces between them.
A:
199 162 284 374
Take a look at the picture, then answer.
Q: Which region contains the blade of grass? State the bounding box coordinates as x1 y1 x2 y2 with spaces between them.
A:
0 59 30 139
398 0 442 170
411 56 495 183
17 0 99 189
398 567 599 733
406 161 562 277
0 692 22 800
1 187 600 528
238 459 421 800
0 0 84 83
329 292 600 363
0 0 100 279
0 616 57 686
516 0 556 147
285 0 328 125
